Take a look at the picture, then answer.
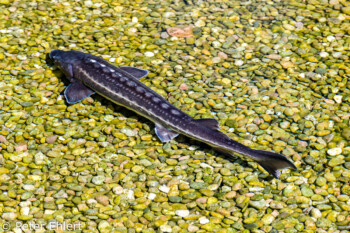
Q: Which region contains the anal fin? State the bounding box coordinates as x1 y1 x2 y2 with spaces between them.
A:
155 124 179 142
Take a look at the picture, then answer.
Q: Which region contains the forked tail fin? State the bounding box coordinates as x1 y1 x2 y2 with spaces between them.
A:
250 149 297 178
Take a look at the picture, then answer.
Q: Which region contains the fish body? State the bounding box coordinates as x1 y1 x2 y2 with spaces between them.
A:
49 49 297 178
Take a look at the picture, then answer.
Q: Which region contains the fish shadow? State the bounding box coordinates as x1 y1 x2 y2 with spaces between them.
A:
98 98 250 167
100 100 261 178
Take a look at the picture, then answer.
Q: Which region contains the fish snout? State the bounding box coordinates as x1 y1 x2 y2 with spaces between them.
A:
49 49 61 61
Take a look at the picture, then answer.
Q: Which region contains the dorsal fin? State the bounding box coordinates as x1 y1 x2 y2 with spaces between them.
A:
193 118 220 130
119 66 149 79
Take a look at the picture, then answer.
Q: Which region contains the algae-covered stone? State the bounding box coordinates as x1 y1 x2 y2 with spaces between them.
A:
341 185 350 195
316 218 332 228
0 167 9 175
92 175 105 185
190 182 207 189
260 46 272 54
169 196 182 203
283 185 298 197
341 7 350 14
139 159 152 167
0 174 10 183
221 78 231 86
341 128 350 140
328 157 345 167
132 165 144 173
21 192 33 200
165 159 177 166
220 168 232 176
0 0 11 5
67 184 83 191
301 184 314 197
249 199 267 210
261 214 275 225
315 177 327 186
98 220 113 232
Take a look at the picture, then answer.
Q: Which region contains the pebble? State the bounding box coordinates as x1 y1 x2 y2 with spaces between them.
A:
159 185 170 193
328 157 345 167
179 83 188 90
260 46 272 54
144 51 154 57
295 22 303 30
333 95 342 103
53 190 68 199
98 221 112 232
175 209 190 218
188 225 200 232
235 60 244 66
326 35 335 42
311 208 322 218
195 19 205 27
169 196 182 203
121 128 137 137
267 54 282 60
221 78 231 86
280 60 294 69
320 52 329 58
160 225 172 232
199 217 210 224
327 147 342 156
46 135 57 144
342 7 350 14
250 199 267 210
2 212 17 221
15 143 27 152
0 135 7 143
113 186 124 195
332 52 342 58
261 214 275 225
148 193 156 200
218 52 228 59
84 0 93 7
92 175 105 185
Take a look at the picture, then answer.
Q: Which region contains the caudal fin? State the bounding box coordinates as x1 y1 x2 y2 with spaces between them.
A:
250 149 297 178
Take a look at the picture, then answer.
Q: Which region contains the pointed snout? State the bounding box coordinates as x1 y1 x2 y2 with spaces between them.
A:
49 49 60 60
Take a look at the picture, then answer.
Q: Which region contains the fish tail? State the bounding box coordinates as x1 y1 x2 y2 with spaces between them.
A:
248 149 297 178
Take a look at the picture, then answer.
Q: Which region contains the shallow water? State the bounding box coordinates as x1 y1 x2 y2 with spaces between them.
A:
0 0 349 232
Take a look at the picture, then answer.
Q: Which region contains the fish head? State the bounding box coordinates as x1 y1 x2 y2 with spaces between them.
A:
49 50 85 79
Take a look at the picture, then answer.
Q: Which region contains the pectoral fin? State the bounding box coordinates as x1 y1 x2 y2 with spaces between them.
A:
120 66 149 79
155 124 179 142
64 81 95 104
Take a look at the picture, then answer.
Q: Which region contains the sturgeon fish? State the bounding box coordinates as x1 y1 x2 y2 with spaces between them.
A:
49 49 297 178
